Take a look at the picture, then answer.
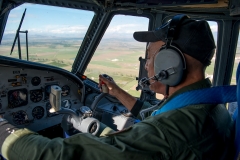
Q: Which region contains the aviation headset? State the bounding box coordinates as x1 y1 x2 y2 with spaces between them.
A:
154 14 189 87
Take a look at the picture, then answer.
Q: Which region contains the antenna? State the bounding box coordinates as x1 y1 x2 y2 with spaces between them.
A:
10 8 29 60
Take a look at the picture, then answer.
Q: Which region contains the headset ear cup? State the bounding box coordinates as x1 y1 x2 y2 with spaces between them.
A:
152 14 188 87
154 47 185 86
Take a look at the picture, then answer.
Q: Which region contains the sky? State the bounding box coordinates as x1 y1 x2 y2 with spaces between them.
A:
4 3 94 37
3 3 218 41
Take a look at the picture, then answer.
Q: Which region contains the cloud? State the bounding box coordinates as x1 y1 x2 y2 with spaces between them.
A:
3 25 88 37
25 25 87 34
104 23 147 38
106 24 145 34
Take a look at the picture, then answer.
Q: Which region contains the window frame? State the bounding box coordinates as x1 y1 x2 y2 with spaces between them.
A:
213 20 240 86
229 21 240 85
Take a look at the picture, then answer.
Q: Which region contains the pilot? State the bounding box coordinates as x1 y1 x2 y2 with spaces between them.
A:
0 15 234 160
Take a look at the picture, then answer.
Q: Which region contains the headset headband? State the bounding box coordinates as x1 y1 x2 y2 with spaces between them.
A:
166 15 189 47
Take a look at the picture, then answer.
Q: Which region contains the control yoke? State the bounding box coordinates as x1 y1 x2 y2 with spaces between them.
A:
49 85 100 135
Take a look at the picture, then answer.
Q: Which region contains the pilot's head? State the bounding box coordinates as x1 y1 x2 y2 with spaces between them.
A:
134 15 216 95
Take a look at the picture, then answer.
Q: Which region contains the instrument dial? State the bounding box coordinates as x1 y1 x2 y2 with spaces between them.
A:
12 110 28 125
30 89 43 103
8 89 28 108
31 76 41 86
61 85 70 96
32 106 44 119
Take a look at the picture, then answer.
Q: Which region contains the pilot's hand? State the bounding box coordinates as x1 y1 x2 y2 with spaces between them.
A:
99 74 121 97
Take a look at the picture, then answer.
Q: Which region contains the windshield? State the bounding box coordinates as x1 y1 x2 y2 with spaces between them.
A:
84 15 149 97
0 3 94 71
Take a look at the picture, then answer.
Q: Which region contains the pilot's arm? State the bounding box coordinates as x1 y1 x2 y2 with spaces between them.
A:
99 74 151 118
0 116 170 160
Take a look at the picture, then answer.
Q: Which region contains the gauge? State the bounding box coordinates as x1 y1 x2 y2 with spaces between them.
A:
32 106 44 119
12 110 28 125
8 89 28 108
30 89 43 103
61 85 70 97
45 102 58 117
62 99 71 109
31 76 41 86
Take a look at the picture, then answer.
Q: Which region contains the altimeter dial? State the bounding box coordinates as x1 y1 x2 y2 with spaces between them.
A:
31 76 41 86
30 89 43 103
12 110 28 125
61 85 70 97
32 106 44 119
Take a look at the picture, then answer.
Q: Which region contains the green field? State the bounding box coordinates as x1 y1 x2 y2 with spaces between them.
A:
1 37 240 97
0 38 78 71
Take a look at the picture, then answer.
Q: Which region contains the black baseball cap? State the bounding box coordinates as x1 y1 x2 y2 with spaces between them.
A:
133 15 216 66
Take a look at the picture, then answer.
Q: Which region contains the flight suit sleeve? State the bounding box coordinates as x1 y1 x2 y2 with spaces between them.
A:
2 116 172 160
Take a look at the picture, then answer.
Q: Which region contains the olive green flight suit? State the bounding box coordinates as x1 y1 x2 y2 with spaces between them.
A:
2 79 234 160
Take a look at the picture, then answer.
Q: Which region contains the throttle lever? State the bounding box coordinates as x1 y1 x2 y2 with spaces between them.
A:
101 74 113 93
50 85 100 135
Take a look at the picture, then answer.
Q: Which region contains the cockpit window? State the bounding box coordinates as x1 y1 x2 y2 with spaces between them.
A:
205 21 218 81
0 3 94 71
230 25 240 85
84 15 149 97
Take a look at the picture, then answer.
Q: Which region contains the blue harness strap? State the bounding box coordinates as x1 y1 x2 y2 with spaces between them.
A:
151 85 237 116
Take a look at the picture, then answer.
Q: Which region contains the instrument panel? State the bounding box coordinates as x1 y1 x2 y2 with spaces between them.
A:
0 66 84 131
0 56 136 134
